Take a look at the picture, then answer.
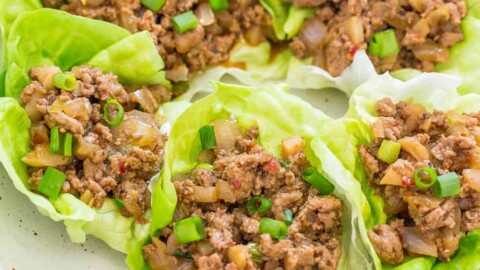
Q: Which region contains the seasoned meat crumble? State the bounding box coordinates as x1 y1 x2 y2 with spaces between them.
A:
360 98 480 264
21 65 171 219
143 125 343 269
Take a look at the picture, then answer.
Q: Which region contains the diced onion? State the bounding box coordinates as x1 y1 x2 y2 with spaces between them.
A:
195 3 215 26
281 136 305 159
397 227 438 257
411 41 449 62
193 186 219 203
345 16 364 44
212 119 241 151
463 169 480 192
398 137 429 161
22 144 72 167
228 245 249 270
299 18 327 51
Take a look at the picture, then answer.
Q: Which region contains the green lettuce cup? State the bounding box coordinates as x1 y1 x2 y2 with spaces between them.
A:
126 81 376 269
340 72 480 269
0 7 168 254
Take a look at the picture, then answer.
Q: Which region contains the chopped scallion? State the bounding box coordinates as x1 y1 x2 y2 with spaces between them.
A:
114 198 124 208
434 172 460 198
103 99 124 127
174 216 205 244
49 126 60 154
259 218 288 239
368 29 400 58
53 72 77 91
209 0 229 12
172 11 199 33
302 167 335 195
141 0 165 12
199 125 216 150
284 209 293 225
247 196 272 213
247 242 262 264
63 133 73 157
37 167 67 199
376 140 401 164
413 166 437 189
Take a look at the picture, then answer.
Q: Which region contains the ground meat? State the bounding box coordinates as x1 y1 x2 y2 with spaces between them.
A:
44 0 274 83
143 126 343 269
292 0 467 76
21 65 167 218
362 98 480 264
367 224 404 265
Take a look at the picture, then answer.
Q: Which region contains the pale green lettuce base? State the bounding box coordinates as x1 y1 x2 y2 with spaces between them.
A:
342 71 480 269
127 82 377 269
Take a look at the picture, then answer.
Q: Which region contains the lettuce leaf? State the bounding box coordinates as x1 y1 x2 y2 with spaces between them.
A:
342 71 480 269
127 81 377 269
435 0 480 94
0 7 169 256
286 50 377 96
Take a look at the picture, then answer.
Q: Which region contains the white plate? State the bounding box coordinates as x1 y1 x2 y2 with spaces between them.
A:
0 88 348 269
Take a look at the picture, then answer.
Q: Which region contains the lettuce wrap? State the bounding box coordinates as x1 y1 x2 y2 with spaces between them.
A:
338 71 480 269
127 81 376 269
0 7 168 254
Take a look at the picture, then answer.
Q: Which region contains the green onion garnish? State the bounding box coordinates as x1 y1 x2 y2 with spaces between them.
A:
53 72 77 91
434 172 460 198
302 167 335 195
173 248 192 259
103 99 125 127
284 209 293 225
141 0 165 12
37 167 67 199
199 125 216 150
376 140 401 164
247 196 272 213
413 166 437 189
114 198 124 208
63 133 73 157
209 0 229 12
172 11 199 33
247 242 262 264
368 29 400 58
259 218 288 239
174 216 205 244
49 126 60 154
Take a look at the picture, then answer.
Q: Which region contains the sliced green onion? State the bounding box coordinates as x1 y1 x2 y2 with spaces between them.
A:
247 196 272 213
413 166 437 189
259 218 288 239
376 140 401 164
172 11 199 33
49 126 60 154
434 172 460 198
37 167 67 199
174 216 205 244
302 167 335 195
141 0 165 12
209 0 229 12
247 242 262 264
103 99 124 127
173 248 192 259
172 81 190 95
368 29 400 58
114 198 124 208
199 125 216 150
63 133 73 157
53 72 77 91
284 209 293 225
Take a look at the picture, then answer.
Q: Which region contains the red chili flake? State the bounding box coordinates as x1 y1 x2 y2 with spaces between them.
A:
401 177 415 188
119 165 126 175
263 159 280 174
348 45 360 59
231 179 242 189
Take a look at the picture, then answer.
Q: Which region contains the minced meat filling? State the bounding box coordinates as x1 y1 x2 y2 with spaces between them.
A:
360 98 480 264
21 65 171 219
44 0 467 80
143 126 343 270
43 0 274 83
292 0 467 76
